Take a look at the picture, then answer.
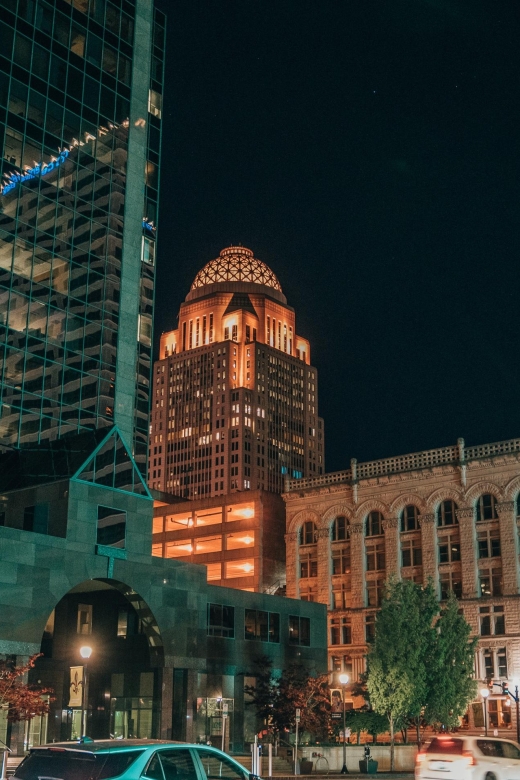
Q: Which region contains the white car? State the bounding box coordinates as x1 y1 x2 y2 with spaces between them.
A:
415 735 520 780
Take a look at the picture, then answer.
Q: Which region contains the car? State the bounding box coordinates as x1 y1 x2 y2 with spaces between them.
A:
415 734 520 780
13 739 261 780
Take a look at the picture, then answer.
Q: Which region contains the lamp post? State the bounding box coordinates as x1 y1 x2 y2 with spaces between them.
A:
480 688 489 737
512 678 520 745
339 673 349 775
79 646 92 737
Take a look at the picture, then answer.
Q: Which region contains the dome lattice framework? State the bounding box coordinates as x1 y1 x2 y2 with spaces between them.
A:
191 246 282 292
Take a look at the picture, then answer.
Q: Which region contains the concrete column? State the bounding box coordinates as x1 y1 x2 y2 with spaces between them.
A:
158 666 174 739
420 513 437 586
350 523 365 610
496 501 519 595
317 528 331 605
383 517 400 577
457 507 478 598
284 532 299 598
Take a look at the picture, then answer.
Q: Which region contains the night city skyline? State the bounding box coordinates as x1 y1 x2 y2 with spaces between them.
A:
154 0 520 473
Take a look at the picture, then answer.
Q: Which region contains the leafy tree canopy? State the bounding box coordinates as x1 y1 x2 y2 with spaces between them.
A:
0 654 53 722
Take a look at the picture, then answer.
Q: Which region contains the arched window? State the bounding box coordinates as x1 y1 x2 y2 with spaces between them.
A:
476 494 498 522
365 511 383 537
331 515 349 541
437 500 458 527
299 521 317 545
400 505 420 532
516 494 520 517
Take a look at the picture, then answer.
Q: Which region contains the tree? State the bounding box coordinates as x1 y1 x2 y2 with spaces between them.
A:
423 593 477 729
244 657 331 741
0 654 53 722
366 578 438 770
344 709 388 744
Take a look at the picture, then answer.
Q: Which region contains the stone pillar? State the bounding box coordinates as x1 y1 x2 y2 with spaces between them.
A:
496 501 519 595
317 528 331 605
350 523 365 609
284 531 299 598
158 666 174 739
457 507 478 598
420 513 437 586
383 517 400 578
185 669 198 744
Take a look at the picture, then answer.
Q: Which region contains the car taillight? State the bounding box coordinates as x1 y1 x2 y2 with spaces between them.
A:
463 750 477 766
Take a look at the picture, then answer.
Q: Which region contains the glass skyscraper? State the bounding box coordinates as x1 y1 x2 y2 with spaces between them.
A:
0 0 164 472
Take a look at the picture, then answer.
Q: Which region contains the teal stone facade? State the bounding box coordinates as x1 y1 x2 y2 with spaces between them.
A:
0 429 327 752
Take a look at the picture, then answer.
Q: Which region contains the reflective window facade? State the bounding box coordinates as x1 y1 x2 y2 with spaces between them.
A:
0 0 165 473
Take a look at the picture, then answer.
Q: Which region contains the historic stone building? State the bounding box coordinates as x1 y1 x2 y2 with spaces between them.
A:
283 436 520 733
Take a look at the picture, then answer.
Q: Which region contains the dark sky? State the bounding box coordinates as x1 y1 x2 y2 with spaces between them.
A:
153 0 520 473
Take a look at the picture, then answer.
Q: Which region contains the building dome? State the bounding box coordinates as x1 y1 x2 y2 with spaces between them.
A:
191 246 283 293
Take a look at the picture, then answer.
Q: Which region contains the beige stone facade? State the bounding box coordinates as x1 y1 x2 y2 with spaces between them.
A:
283 437 520 733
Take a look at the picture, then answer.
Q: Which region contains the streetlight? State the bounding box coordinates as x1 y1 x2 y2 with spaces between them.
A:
512 678 520 744
339 674 349 775
79 646 92 737
480 688 489 737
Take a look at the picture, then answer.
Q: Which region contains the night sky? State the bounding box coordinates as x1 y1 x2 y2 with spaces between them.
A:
153 0 520 473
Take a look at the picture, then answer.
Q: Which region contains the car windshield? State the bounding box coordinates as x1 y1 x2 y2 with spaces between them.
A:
15 748 145 780
426 738 464 755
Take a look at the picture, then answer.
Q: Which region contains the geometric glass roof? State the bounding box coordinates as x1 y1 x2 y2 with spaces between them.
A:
74 427 151 497
191 246 282 293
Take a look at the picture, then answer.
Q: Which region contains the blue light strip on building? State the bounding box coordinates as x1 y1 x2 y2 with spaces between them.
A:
1 149 70 195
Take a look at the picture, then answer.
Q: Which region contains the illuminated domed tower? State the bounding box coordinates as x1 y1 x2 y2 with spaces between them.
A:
149 246 324 498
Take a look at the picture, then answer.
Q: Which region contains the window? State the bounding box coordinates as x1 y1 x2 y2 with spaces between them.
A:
332 546 351 575
437 500 458 527
207 604 234 638
289 615 311 646
477 528 501 558
332 580 351 609
145 749 198 780
97 506 126 548
22 503 49 534
300 549 317 578
365 511 383 537
77 604 92 635
366 541 385 571
244 610 279 642
299 521 317 545
401 537 422 567
476 494 498 521
367 578 385 607
331 516 349 541
148 89 162 119
400 504 420 532
440 570 462 599
480 606 505 636
438 532 461 563
486 704 512 730
479 566 503 597
330 617 352 645
195 749 246 780
365 613 376 642
482 647 508 679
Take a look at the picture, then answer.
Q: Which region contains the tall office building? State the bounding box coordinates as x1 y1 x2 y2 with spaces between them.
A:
149 245 325 497
0 0 165 471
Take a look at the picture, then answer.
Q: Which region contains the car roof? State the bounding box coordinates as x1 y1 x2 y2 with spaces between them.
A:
34 740 187 754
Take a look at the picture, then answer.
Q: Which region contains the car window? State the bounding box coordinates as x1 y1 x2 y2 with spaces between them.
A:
159 750 198 780
98 751 146 779
195 749 247 780
501 741 520 759
15 750 97 780
144 753 163 780
477 740 504 757
426 738 464 755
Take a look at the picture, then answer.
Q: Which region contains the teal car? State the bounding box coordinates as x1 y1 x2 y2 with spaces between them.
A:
13 739 261 780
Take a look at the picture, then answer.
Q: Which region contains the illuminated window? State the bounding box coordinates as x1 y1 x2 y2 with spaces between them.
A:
165 539 193 558
226 503 254 522
226 532 255 550
165 513 194 530
196 509 223 527
224 560 254 578
206 562 222 581
476 494 498 521
194 535 222 554
148 89 162 118
245 610 279 642
437 500 458 527
152 516 164 534
152 543 163 557
479 566 503 597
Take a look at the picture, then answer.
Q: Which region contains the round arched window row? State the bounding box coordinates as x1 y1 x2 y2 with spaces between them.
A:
365 511 384 537
299 521 317 545
331 515 349 541
437 500 458 527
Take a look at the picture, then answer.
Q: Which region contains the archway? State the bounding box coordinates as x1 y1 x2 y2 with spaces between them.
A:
33 579 164 743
